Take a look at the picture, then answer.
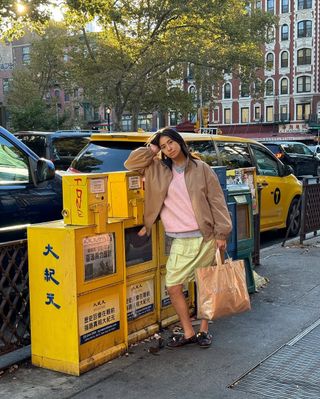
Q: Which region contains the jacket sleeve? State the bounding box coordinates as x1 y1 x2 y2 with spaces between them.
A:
203 164 232 240
124 146 156 174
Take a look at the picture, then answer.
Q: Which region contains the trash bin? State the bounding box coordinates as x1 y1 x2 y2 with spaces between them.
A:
227 184 255 293
211 167 255 293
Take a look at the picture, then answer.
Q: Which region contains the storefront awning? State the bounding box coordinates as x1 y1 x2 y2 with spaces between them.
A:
226 132 316 141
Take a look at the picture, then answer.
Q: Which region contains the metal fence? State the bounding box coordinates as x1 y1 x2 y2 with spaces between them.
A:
300 177 320 244
0 239 30 354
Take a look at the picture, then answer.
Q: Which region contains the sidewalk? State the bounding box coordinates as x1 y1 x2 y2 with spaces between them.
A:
1 236 320 399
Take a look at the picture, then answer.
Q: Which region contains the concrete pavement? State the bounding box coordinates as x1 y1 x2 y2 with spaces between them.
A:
1 236 320 399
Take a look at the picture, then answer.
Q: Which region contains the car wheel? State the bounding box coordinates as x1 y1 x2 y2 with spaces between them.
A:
286 198 301 237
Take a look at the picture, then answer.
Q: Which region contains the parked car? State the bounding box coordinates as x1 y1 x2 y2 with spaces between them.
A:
308 144 320 159
68 132 303 236
14 131 92 171
262 141 320 178
0 126 63 242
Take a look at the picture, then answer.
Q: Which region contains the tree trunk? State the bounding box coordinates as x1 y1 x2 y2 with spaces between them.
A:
131 103 140 132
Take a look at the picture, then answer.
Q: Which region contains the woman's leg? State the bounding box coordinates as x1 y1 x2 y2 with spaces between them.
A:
199 319 209 333
167 284 195 338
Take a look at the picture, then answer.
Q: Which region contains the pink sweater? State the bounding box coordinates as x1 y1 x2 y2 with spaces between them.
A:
160 168 199 233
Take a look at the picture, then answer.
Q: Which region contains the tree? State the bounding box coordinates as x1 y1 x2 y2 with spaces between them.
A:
7 24 71 130
64 0 274 130
4 1 275 131
0 0 52 40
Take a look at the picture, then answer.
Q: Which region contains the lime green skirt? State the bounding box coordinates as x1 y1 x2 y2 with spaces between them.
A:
165 237 216 287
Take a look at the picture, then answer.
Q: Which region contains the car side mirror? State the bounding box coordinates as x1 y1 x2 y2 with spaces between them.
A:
283 164 294 176
36 158 55 183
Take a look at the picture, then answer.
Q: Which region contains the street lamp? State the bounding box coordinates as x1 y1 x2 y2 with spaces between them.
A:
106 107 111 132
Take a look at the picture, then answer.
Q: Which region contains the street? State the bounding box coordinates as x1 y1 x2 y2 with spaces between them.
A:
1 235 320 399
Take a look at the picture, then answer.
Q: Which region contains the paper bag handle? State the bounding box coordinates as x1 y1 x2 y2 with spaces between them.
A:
215 248 232 267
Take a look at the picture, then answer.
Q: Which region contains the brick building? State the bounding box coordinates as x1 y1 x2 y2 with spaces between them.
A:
205 0 320 140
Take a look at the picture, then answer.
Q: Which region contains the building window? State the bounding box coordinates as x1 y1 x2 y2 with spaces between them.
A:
241 107 249 123
298 21 312 38
255 0 262 9
3 78 10 93
224 83 231 99
280 78 289 95
254 106 261 121
224 108 231 124
138 114 153 131
281 24 289 41
297 76 311 93
188 64 195 80
281 0 289 13
64 93 70 102
267 27 275 41
121 115 132 131
266 106 274 122
297 48 311 65
298 0 312 10
266 79 274 96
266 53 274 69
22 46 30 64
267 0 274 14
240 83 249 97
280 104 288 121
280 51 289 68
296 103 310 120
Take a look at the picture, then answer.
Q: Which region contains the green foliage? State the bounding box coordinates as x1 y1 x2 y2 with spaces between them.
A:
10 99 58 131
4 1 275 130
0 0 51 40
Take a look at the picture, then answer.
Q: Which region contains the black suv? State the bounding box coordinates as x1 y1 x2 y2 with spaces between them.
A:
0 126 63 242
15 130 92 171
262 141 320 178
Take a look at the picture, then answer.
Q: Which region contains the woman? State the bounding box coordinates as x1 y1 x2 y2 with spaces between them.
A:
124 127 232 348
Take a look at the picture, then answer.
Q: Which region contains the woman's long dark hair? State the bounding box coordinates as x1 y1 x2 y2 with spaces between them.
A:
148 127 198 169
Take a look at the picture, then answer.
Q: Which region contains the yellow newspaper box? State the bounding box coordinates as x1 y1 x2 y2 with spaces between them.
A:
107 171 144 225
28 220 127 376
126 271 159 343
123 221 159 343
62 173 108 231
28 172 129 376
124 221 157 277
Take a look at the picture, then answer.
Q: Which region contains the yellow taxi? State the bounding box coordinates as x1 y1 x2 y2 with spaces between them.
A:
69 132 302 236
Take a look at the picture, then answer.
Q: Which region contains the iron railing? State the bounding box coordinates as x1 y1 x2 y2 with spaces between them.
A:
300 177 320 243
0 239 30 354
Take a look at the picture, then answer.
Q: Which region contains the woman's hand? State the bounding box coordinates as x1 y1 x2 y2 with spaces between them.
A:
138 226 147 236
216 239 227 251
149 143 160 154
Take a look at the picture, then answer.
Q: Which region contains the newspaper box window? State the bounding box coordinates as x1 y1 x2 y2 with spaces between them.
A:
83 233 116 281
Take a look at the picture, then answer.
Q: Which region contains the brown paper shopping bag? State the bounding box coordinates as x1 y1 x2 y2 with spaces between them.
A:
195 249 251 320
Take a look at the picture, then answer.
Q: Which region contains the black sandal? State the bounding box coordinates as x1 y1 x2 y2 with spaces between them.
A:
166 334 198 349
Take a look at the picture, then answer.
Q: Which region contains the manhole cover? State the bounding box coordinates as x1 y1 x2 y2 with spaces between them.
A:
230 319 320 398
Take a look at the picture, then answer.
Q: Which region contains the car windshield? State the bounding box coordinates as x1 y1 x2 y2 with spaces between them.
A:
263 144 281 154
70 139 220 172
70 141 143 172
282 143 313 155
17 135 47 158
52 137 89 159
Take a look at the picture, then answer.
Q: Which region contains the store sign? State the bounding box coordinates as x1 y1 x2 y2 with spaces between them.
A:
279 123 308 133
